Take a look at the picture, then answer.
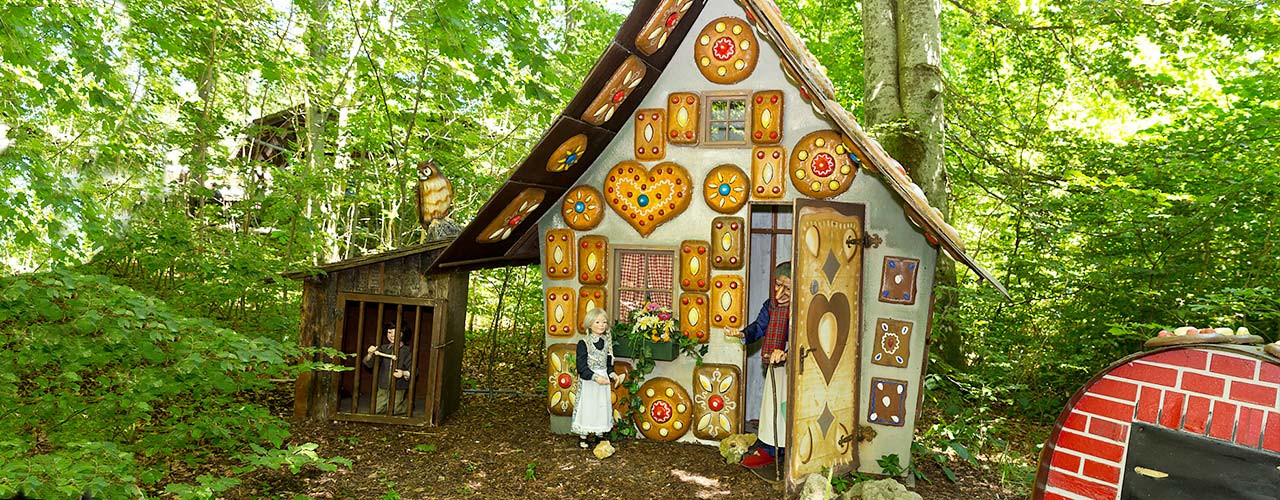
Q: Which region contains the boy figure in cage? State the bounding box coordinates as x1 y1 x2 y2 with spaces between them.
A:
725 262 792 469
364 322 412 415
573 308 621 449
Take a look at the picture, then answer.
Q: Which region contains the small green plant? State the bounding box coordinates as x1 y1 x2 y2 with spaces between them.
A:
379 478 401 500
877 454 905 477
525 461 537 481
822 467 850 494
337 436 360 445
456 486 473 495
413 443 437 453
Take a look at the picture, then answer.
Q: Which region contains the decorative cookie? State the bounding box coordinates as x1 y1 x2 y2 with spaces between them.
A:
578 235 608 285
750 90 783 144
751 146 786 199
545 287 575 337
680 292 709 343
604 161 692 237
610 361 633 422
547 134 587 172
702 164 748 214
476 188 545 243
634 109 667 161
544 229 575 280
679 240 710 291
635 0 694 55
710 217 744 270
636 377 693 442
667 93 699 145
872 318 912 368
879 256 920 305
789 130 857 199
710 275 744 329
546 343 578 416
577 286 608 330
693 17 758 84
561 185 604 231
868 378 908 427
582 56 646 126
692 364 741 439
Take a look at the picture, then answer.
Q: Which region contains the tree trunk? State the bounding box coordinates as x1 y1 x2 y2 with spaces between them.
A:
304 0 335 262
863 0 962 369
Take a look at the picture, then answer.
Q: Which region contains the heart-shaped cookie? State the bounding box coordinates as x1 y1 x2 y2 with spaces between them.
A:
604 161 692 237
805 291 851 384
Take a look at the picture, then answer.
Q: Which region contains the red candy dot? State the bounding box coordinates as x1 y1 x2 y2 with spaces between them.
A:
611 90 626 103
557 374 572 388
811 152 836 177
708 395 724 411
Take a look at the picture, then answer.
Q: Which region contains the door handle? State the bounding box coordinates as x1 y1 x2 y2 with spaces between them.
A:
796 346 810 374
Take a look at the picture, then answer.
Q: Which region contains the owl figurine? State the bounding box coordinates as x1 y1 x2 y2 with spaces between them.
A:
415 160 455 237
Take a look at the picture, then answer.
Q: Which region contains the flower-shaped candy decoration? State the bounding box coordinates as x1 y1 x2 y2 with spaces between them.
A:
546 344 578 416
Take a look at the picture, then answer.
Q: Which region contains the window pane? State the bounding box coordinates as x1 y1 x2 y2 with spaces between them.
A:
645 253 673 288
729 99 746 120
618 290 646 320
711 100 727 120
728 123 745 141
711 123 728 142
619 252 646 288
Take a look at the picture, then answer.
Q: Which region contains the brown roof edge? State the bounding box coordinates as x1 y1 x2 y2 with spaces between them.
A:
282 239 454 280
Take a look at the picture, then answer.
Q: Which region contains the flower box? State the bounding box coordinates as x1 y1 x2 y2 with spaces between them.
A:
612 336 679 362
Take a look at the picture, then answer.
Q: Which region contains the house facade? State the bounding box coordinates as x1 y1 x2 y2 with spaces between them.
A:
430 0 1005 489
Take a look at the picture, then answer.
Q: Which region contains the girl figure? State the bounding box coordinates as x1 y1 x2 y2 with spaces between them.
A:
571 308 620 449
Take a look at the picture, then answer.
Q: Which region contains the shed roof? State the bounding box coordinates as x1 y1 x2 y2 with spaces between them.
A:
283 239 453 280
427 0 1007 297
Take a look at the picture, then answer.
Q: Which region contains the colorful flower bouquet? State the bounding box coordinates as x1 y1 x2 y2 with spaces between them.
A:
612 302 679 361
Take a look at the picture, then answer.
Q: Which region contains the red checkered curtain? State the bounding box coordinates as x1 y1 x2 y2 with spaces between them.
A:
616 250 675 319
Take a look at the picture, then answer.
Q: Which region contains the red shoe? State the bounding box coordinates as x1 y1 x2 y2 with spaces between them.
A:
739 447 776 468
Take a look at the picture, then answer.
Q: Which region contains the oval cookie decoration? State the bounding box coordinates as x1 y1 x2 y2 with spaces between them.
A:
789 131 857 199
561 185 604 230
547 134 587 172
476 188 545 243
692 364 741 439
702 164 748 214
604 161 692 237
636 377 692 442
546 344 578 416
694 17 758 84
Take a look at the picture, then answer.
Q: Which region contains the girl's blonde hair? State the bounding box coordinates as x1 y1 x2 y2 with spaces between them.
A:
581 308 610 333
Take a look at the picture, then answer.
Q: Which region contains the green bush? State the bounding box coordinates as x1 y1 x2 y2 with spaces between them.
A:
0 269 342 498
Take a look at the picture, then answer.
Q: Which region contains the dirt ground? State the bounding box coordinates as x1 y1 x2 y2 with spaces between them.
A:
218 356 1034 499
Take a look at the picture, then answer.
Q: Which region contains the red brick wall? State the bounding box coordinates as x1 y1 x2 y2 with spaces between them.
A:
1039 347 1280 500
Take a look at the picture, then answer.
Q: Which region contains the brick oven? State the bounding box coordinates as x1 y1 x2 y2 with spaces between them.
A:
1033 344 1280 500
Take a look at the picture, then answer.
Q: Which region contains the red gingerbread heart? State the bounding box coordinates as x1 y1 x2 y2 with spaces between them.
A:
604 161 692 237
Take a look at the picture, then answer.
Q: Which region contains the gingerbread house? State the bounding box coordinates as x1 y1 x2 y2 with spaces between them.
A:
428 0 1006 490
1033 343 1280 500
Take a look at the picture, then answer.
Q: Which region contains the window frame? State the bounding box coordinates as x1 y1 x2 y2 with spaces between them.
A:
701 91 751 147
611 246 679 322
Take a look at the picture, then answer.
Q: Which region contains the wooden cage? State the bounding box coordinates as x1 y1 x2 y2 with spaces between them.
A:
288 240 468 425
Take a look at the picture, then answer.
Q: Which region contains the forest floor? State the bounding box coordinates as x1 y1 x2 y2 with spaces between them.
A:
208 355 1037 499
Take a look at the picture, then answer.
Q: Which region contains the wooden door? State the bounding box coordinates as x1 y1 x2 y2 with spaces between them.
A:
785 199 864 492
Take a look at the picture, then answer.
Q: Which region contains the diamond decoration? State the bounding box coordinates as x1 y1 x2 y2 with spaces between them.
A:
822 251 840 284
817 404 835 436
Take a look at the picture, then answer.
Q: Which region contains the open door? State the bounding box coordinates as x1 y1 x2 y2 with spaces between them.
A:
785 198 865 493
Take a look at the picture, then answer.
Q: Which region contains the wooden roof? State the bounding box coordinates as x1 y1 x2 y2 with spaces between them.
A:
283 239 453 280
428 0 1007 297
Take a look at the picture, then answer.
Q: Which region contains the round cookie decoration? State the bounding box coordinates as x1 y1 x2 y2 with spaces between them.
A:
694 17 758 84
702 164 748 214
561 185 604 230
635 377 693 442
789 130 858 199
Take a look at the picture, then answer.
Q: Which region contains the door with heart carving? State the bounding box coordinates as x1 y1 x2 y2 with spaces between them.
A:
785 199 864 492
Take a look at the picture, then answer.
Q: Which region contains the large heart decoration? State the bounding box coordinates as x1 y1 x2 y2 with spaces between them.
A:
604 160 692 237
805 291 851 384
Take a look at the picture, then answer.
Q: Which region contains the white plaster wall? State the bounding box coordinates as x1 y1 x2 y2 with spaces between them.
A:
539 0 939 475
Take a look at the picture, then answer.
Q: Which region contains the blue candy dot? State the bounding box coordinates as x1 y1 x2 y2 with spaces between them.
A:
902 293 911 300
574 201 586 213
888 261 897 268
565 152 578 165
882 291 890 297
907 262 915 271
718 183 731 196
637 194 650 207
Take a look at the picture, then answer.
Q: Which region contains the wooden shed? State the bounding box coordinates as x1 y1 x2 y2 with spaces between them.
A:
289 240 468 425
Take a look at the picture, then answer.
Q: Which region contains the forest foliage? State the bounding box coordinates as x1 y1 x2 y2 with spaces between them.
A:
2 0 1279 495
